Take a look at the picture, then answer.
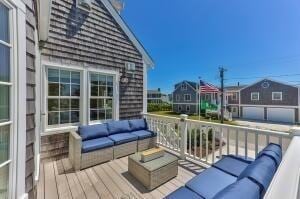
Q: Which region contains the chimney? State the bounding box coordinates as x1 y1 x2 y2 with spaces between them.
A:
158 88 161 92
110 0 124 14
237 82 240 87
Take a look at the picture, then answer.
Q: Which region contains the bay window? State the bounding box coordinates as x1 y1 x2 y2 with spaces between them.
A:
0 2 11 198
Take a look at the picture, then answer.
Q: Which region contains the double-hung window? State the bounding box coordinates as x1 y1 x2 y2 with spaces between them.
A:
47 68 81 127
251 92 259 101
0 2 11 198
184 94 191 101
272 92 282 101
89 73 114 122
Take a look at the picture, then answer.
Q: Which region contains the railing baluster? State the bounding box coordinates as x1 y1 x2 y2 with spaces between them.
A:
235 129 239 156
212 127 216 164
266 134 270 146
219 127 223 160
227 128 230 155
255 132 258 158
200 125 203 160
279 136 283 149
206 127 209 163
194 124 197 158
189 122 192 156
245 131 248 159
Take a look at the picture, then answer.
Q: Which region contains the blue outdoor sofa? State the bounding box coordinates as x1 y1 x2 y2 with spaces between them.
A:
166 143 282 199
69 118 157 170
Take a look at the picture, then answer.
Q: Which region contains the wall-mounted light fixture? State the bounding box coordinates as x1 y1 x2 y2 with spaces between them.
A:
76 0 93 12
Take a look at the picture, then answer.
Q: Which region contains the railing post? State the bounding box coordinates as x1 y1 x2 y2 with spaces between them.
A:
180 114 188 160
291 127 300 136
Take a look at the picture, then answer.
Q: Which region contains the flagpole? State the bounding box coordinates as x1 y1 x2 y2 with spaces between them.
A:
198 77 201 121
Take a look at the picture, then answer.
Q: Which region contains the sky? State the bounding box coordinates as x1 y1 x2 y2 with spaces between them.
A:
121 0 300 94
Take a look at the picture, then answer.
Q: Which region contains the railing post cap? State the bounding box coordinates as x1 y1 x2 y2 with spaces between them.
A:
180 114 188 120
291 127 300 136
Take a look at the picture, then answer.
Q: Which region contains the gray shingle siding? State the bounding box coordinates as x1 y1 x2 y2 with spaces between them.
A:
25 0 37 198
240 79 299 106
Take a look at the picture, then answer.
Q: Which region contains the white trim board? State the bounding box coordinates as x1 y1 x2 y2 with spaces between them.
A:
173 81 198 92
240 78 299 91
240 104 298 108
173 103 198 105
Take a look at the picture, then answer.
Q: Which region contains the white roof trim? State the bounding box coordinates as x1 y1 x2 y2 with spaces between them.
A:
240 78 299 91
101 0 154 68
37 0 52 41
174 81 198 93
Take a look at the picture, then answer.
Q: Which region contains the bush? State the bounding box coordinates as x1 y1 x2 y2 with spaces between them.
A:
148 103 172 112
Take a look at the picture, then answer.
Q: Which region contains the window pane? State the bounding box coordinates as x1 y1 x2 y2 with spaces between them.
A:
48 99 59 111
99 75 106 85
90 99 97 109
0 164 9 199
0 85 9 122
99 86 105 96
106 109 112 120
60 70 70 83
48 83 59 96
98 110 105 120
90 74 98 85
90 110 97 121
107 86 113 97
60 84 70 96
106 99 112 108
0 44 10 82
71 111 79 123
98 99 104 108
60 112 70 124
91 86 98 96
0 3 9 43
71 85 80 96
48 112 59 125
0 125 9 164
60 99 70 111
48 69 59 83
107 76 113 86
71 99 79 110
71 72 80 84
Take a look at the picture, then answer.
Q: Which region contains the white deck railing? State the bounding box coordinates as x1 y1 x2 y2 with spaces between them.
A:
143 113 293 167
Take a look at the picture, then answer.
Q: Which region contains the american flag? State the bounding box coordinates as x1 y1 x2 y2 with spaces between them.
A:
199 80 220 93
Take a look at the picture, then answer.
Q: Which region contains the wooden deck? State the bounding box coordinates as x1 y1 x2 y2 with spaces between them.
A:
37 154 204 199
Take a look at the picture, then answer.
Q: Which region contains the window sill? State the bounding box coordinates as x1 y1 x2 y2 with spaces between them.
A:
42 126 78 136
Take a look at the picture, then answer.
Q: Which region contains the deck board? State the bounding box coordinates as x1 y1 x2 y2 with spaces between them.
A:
38 154 200 199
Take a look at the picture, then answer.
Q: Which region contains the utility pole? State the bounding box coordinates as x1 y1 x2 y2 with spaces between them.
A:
219 67 227 123
198 76 201 121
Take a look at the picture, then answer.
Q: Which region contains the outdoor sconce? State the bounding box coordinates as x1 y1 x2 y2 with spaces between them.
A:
120 62 136 84
76 0 93 12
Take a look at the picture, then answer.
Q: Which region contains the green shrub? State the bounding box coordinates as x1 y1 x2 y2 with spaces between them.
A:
148 103 172 112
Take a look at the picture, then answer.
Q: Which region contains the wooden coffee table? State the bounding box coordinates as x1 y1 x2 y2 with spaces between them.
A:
128 150 178 190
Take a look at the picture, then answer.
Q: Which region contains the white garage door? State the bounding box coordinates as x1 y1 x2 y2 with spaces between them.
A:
243 107 264 120
267 108 295 123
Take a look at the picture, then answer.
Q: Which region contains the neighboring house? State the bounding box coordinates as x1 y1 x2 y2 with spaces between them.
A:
0 0 153 198
147 89 170 104
239 79 299 124
225 84 246 117
172 80 220 114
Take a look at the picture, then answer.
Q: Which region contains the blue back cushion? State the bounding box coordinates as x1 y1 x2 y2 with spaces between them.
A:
78 123 109 141
213 178 260 199
129 119 147 131
107 120 131 135
257 143 282 167
238 155 277 194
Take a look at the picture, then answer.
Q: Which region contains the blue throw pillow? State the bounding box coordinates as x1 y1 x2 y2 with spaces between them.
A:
78 123 109 141
107 120 131 135
129 119 147 131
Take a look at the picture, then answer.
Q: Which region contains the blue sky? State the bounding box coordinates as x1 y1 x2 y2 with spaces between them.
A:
121 0 300 94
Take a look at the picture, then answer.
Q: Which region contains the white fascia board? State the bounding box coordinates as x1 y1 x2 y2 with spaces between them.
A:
37 0 52 41
100 0 154 68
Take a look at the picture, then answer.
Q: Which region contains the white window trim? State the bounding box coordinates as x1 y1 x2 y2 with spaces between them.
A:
232 92 238 100
251 92 259 101
272 92 282 101
184 94 191 102
0 0 27 198
42 61 120 134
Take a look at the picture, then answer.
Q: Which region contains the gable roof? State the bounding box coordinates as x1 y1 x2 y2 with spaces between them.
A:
175 81 198 91
38 0 154 68
240 78 299 91
225 85 247 91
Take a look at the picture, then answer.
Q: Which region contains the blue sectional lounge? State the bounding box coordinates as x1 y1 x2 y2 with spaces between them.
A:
69 118 157 170
166 143 282 199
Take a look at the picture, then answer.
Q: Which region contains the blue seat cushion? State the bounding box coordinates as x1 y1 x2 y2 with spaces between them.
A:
165 187 204 199
186 167 237 199
213 178 260 199
82 137 114 153
107 120 131 135
131 130 153 140
213 155 251 177
238 155 276 194
129 119 148 131
78 123 109 141
108 133 138 145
